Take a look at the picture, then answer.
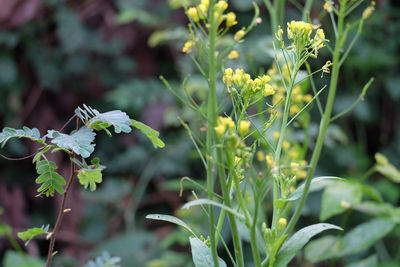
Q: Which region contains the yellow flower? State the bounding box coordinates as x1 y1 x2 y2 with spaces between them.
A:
282 140 291 149
322 60 331 73
218 116 235 130
263 83 275 97
188 7 199 22
340 200 350 209
323 1 333 13
228 50 239 59
234 28 246 41
290 105 300 115
239 120 251 136
273 131 280 140
235 156 241 165
296 170 307 179
214 124 226 136
215 1 228 12
226 12 237 27
261 75 271 83
266 154 275 168
303 94 313 103
225 68 233 76
288 148 299 159
201 0 209 9
291 162 299 170
256 151 265 162
182 40 194 53
278 218 287 227
197 4 208 19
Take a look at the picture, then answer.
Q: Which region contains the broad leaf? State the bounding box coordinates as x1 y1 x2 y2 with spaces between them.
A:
17 225 49 246
275 223 342 267
346 254 378 267
189 237 227 267
320 182 362 221
354 201 400 222
146 214 197 237
182 199 245 220
46 127 96 158
75 104 132 134
131 119 165 148
0 127 45 148
3 250 44 267
35 160 66 197
305 218 396 263
375 153 400 183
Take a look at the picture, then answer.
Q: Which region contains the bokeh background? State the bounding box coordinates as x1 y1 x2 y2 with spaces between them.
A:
0 0 399 266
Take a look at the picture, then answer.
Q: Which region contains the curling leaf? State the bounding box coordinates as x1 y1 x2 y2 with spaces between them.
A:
46 127 96 158
35 160 66 197
0 127 45 148
17 225 49 246
131 119 165 148
75 104 132 135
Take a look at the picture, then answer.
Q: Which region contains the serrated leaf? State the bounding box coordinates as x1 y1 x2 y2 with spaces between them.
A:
35 160 66 197
77 169 103 191
75 104 132 134
131 119 165 148
46 127 96 158
189 237 227 267
17 225 49 246
275 223 342 267
146 214 197 237
0 126 45 148
305 218 396 263
182 199 245 220
320 182 362 221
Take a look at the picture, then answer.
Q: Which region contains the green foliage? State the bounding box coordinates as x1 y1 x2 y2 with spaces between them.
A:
2 251 44 267
274 223 342 267
84 251 121 267
305 218 396 263
0 127 45 148
77 158 105 192
320 182 363 221
0 223 12 236
131 119 165 148
146 214 197 237
75 105 132 135
46 127 96 158
375 153 400 183
189 237 227 267
346 255 378 267
17 225 49 246
182 199 245 220
35 160 66 197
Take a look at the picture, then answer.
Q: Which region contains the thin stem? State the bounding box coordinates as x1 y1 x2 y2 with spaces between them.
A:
284 3 347 236
302 0 313 21
45 160 76 267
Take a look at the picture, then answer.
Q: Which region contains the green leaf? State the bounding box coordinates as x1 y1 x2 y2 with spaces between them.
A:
275 223 342 267
35 160 66 197
146 214 197 237
0 127 45 148
287 176 345 201
0 223 11 236
17 225 49 246
346 254 378 267
77 170 103 191
75 104 132 134
3 250 44 267
353 201 400 222
320 181 362 221
84 251 121 267
375 153 400 183
46 126 96 158
305 218 396 263
131 119 165 148
182 199 245 220
189 237 227 267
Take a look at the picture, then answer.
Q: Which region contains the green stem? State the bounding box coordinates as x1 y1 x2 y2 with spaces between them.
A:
205 1 219 265
302 0 313 21
284 3 346 236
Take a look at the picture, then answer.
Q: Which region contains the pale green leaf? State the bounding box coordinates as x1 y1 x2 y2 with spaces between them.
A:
3 250 44 267
287 176 345 201
354 201 400 222
46 127 96 158
0 126 45 148
17 225 49 246
375 153 400 183
182 199 245 220
304 235 339 263
346 254 378 267
320 182 362 221
189 237 227 267
75 104 132 134
131 119 165 148
146 214 197 237
275 223 342 267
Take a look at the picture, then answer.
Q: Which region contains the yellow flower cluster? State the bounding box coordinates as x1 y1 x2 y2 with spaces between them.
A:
323 1 333 13
214 116 235 137
187 0 238 28
290 160 308 179
222 68 275 99
182 40 195 53
277 20 327 56
362 1 375 20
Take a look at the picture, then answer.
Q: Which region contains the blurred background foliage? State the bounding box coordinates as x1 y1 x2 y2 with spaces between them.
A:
0 0 399 266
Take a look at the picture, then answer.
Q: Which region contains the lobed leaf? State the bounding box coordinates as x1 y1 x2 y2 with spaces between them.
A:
46 126 96 158
189 237 227 267
131 119 165 148
0 126 45 148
